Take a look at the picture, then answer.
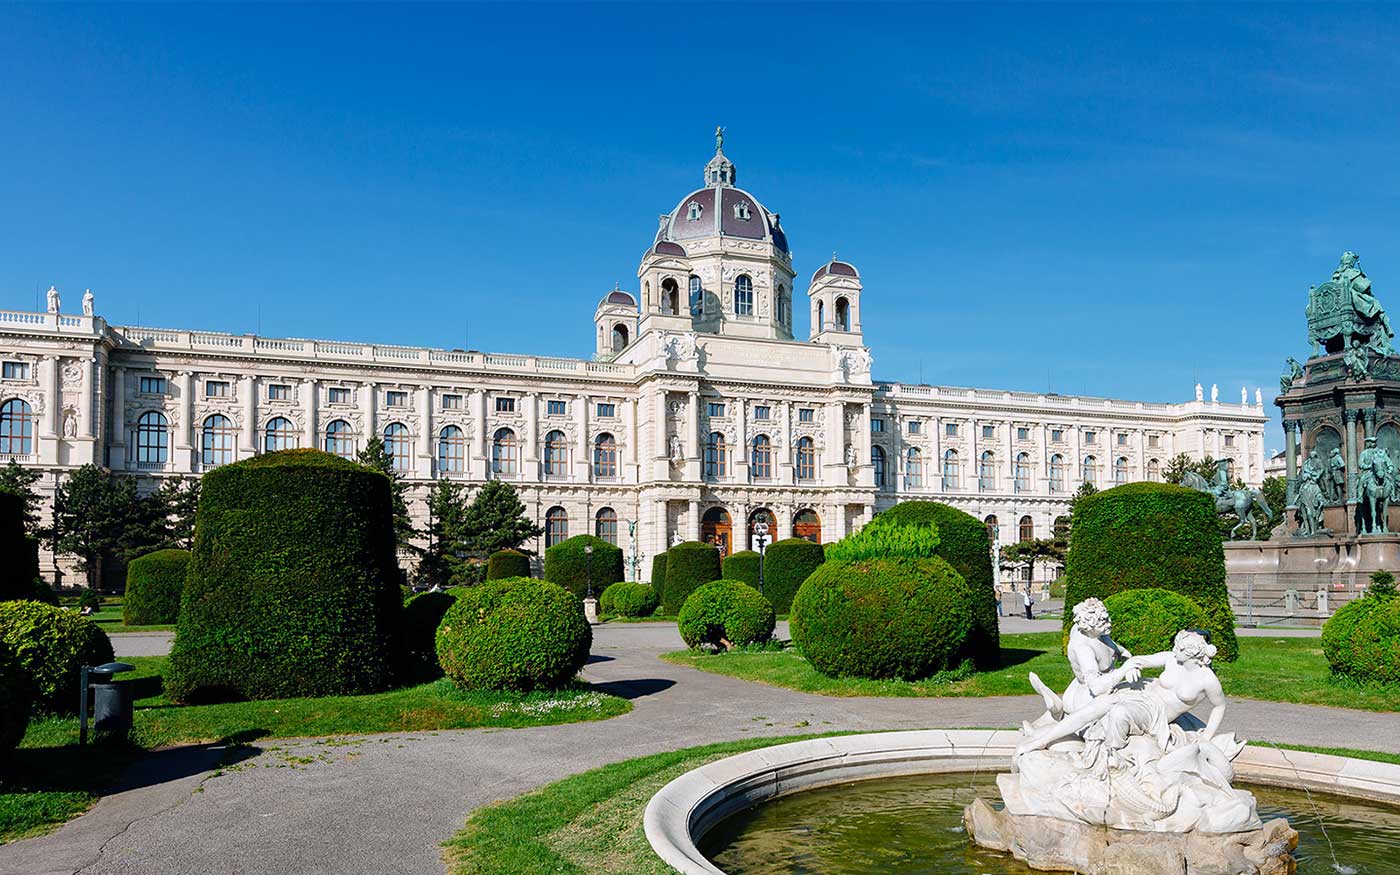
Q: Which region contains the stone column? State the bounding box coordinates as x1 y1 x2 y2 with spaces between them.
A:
734 501 750 552
1345 410 1359 503
472 389 487 475
1364 408 1378 441
361 382 376 444
780 400 793 485
970 418 980 492
893 411 905 491
859 401 873 489
240 375 256 457
176 371 194 473
524 393 539 479
576 393 590 482
686 389 700 459
302 379 318 449
416 386 432 477
825 400 843 486
42 356 60 441
688 498 701 543
624 398 638 484
735 398 748 480
110 366 126 468
653 389 667 460
1283 420 1298 507
778 505 794 541
78 358 94 439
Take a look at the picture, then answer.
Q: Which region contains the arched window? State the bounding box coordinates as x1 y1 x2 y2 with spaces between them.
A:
835 296 850 331
201 414 234 468
593 433 617 478
688 275 702 316
0 399 35 456
611 323 629 352
871 445 887 488
793 508 821 543
661 278 680 315
545 506 568 547
985 514 999 544
1014 452 1032 493
595 506 618 545
1082 455 1097 486
795 436 816 481
264 416 297 453
816 300 825 332
701 506 732 556
492 427 517 476
750 434 772 480
1114 456 1130 485
979 450 996 492
438 425 465 474
1019 515 1035 542
704 431 727 480
906 447 923 488
543 429 568 476
942 448 960 489
735 275 753 316
777 284 789 325
1049 454 1065 493
324 419 354 459
384 423 411 472
1147 458 1161 481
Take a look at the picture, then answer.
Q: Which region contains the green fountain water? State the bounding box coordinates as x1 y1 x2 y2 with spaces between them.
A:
700 773 1400 875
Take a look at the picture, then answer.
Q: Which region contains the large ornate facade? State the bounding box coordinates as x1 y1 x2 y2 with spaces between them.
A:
0 138 1267 583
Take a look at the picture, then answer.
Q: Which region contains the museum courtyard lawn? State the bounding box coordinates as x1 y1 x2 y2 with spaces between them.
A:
662 632 1400 712
0 655 630 843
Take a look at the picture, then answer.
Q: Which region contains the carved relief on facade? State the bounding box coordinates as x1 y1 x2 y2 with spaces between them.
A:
61 360 84 388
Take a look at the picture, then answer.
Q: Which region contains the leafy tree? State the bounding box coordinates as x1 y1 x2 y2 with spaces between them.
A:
51 465 133 588
1162 452 1227 486
999 537 1067 583
463 480 542 558
1259 475 1286 540
357 437 418 550
1368 569 1397 600
418 478 470 586
0 460 43 535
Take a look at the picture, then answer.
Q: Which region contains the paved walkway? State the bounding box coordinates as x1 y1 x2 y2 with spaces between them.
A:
9 623 1374 875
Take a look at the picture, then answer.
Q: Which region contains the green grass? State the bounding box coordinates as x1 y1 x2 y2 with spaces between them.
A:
58 595 175 633
443 733 1400 875
662 633 1400 711
1 656 630 844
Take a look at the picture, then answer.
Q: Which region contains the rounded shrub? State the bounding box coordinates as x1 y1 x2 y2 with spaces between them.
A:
0 492 39 603
0 600 114 714
721 550 761 589
435 577 591 691
791 557 973 680
873 502 1000 668
400 589 460 682
1101 588 1207 657
1323 586 1400 684
486 549 532 581
123 549 190 626
0 638 32 758
165 450 403 703
650 551 668 605
600 582 658 618
678 580 775 650
761 539 826 614
1063 482 1237 661
662 541 722 614
543 535 624 600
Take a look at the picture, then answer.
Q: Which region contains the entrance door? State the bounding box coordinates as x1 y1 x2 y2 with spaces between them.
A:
793 508 821 544
701 507 732 557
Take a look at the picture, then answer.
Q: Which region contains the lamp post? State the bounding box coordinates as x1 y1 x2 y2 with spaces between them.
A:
752 521 771 597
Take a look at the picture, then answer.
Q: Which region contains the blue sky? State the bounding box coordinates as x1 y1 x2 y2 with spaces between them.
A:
5 4 1400 451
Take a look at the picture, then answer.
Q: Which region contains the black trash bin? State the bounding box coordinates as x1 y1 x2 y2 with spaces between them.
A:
80 661 135 743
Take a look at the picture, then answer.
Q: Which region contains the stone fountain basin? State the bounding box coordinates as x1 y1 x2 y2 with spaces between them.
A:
643 728 1400 875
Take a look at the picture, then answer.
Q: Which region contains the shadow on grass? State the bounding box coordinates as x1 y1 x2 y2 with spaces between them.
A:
996 647 1050 670
588 678 675 700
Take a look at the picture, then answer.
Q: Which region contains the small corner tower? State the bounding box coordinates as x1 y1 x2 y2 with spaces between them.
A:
594 286 639 359
807 255 864 345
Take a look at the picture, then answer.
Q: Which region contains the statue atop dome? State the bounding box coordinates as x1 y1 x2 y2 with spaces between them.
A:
1306 250 1395 358
714 124 724 152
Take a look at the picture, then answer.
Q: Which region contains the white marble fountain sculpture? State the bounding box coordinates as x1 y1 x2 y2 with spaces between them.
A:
964 598 1298 875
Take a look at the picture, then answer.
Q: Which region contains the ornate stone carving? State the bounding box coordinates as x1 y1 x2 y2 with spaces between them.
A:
832 345 872 376
660 332 699 362
61 361 83 388
62 407 78 438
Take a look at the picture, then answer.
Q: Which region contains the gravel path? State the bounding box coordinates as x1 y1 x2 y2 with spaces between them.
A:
5 622 1374 875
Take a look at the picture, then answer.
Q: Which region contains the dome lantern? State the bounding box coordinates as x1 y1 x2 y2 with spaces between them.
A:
704 125 736 188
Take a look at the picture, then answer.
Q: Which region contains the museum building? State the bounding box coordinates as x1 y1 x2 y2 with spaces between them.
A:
0 138 1268 583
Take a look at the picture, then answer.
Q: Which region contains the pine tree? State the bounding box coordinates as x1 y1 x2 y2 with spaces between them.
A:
153 476 201 549
357 437 418 550
462 480 542 558
0 459 44 534
52 465 132 587
418 478 469 586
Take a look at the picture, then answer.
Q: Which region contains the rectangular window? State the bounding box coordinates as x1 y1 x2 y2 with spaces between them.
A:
908 419 921 434
1225 434 1235 447
138 375 166 395
268 384 290 401
495 397 516 413
1017 427 1029 441
441 393 462 410
1117 433 1128 446
386 391 407 407
871 418 885 433
945 422 958 437
547 400 567 416
1084 430 1096 444
1148 434 1159 448
205 380 229 398
328 387 351 404
1 361 30 380
1051 428 1063 443
753 405 770 421
595 402 616 418
982 424 995 440
798 408 815 423
708 402 726 418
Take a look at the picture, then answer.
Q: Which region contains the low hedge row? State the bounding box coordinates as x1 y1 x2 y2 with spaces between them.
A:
599 582 658 618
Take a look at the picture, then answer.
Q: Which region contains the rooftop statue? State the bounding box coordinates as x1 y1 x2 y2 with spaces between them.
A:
1307 250 1395 358
1279 356 1303 393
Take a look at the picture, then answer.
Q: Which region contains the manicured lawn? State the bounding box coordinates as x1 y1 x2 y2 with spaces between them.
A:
662 632 1400 712
58 595 175 633
444 733 1400 875
0 656 630 844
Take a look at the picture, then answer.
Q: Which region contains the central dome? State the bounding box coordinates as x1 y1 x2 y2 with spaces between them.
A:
654 133 790 254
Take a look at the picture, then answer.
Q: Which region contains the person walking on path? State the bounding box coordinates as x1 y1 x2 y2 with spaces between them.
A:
995 587 1004 617
1022 585 1034 620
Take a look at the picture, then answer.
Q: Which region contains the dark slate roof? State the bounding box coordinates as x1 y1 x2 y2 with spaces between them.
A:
605 291 637 306
660 186 789 253
652 241 687 257
812 259 859 282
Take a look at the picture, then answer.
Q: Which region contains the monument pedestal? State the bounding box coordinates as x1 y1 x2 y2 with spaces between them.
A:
1225 533 1395 626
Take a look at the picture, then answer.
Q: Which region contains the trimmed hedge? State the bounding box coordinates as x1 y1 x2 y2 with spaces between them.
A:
677 580 775 650
761 538 826 614
0 600 114 714
0 492 39 602
0 638 31 758
435 577 591 691
791 556 974 680
1323 586 1400 684
721 551 761 589
165 450 403 703
543 535 624 600
873 502 1000 668
401 589 461 681
1102 588 1207 658
650 551 668 606
599 582 658 618
123 549 191 626
1063 482 1237 662
487 549 532 581
662 541 722 615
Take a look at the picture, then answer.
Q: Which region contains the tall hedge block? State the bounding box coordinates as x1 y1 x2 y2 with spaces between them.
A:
761 539 826 614
663 541 722 614
1063 482 1237 661
165 450 403 702
721 550 761 589
0 638 31 758
123 549 190 626
543 535 624 600
0 493 38 602
650 551 668 605
875 502 1000 668
487 549 532 581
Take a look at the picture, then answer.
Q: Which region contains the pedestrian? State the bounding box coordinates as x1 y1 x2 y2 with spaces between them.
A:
995 586 1004 617
1023 585 1034 620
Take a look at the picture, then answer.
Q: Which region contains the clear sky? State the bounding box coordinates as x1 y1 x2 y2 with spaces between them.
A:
5 4 1400 451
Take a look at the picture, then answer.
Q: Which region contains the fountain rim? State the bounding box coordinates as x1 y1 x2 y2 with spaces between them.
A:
642 728 1400 875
